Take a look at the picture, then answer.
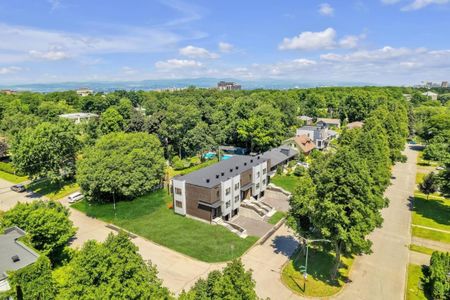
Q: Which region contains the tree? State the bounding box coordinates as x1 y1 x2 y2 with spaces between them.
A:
419 172 438 200
98 107 124 135
438 160 450 197
11 120 80 182
181 122 216 157
58 232 171 299
6 256 57 300
179 259 258 300
426 251 450 299
293 148 384 277
0 138 8 158
0 200 76 263
77 132 165 201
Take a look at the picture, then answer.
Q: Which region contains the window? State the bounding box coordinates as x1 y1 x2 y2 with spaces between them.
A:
235 183 239 190
226 201 231 208
262 179 266 185
263 168 267 175
256 183 260 189
175 201 183 208
318 140 322 147
216 190 220 197
257 171 260 178
235 195 239 202
225 187 231 195
175 188 182 195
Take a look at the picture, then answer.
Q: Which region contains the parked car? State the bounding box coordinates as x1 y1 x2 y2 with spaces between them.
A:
10 184 26 193
68 192 84 203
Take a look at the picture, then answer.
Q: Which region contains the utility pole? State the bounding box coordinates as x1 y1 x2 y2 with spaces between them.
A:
300 238 331 290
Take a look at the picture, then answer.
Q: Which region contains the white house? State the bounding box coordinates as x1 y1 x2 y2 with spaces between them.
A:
422 91 438 101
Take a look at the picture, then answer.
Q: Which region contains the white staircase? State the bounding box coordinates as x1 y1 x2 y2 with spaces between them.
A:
241 198 276 218
212 217 248 238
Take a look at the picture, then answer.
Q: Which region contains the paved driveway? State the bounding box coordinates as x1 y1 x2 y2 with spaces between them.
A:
231 215 273 237
0 178 40 211
263 190 290 212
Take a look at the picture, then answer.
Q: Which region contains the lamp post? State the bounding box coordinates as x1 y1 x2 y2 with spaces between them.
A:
301 238 331 289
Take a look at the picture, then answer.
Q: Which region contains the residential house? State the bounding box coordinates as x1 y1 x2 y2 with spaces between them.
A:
346 121 364 130
422 91 438 101
316 118 341 128
76 88 93 97
59 112 99 124
298 115 313 125
217 81 242 90
171 146 297 222
285 135 316 155
296 124 336 150
0 227 39 293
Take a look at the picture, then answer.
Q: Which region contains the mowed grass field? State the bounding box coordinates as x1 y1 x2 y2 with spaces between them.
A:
72 189 258 262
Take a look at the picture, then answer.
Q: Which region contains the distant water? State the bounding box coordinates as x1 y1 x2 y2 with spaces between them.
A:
0 78 374 93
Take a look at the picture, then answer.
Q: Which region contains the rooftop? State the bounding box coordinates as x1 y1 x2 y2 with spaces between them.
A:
262 146 298 167
175 155 267 188
0 227 39 281
316 118 341 125
59 112 99 119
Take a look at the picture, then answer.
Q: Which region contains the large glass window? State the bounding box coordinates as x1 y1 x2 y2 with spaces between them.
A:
234 195 239 202
175 201 183 208
175 188 182 195
235 183 240 190
226 201 231 208
226 187 231 195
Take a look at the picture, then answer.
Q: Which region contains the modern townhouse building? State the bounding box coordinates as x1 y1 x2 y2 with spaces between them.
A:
171 146 297 222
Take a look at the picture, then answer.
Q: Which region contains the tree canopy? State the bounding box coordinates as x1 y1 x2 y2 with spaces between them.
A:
77 132 165 201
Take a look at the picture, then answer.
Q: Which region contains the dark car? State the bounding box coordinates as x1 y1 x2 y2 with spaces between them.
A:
10 184 26 192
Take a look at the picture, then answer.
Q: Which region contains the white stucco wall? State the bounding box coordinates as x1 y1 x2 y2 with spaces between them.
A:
231 174 241 211
221 178 233 217
296 128 315 140
172 179 186 215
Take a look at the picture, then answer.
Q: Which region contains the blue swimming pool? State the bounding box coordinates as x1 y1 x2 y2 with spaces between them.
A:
221 154 233 160
203 152 216 159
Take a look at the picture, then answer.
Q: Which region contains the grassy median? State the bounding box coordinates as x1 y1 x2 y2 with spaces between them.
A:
72 189 258 262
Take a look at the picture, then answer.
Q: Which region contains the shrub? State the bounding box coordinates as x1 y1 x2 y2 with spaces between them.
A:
426 251 450 299
294 166 306 177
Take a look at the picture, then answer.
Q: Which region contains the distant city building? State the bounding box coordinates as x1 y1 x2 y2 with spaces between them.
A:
442 81 448 88
422 91 438 101
0 89 16 95
76 88 93 97
0 227 39 293
59 112 99 124
217 81 241 90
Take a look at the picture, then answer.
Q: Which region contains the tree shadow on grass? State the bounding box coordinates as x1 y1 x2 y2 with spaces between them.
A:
413 195 450 227
291 248 350 288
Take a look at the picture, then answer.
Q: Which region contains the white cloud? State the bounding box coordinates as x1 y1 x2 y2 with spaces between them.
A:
339 34 365 48
48 0 61 10
0 66 23 75
179 45 218 59
279 28 336 50
401 0 449 11
381 0 401 4
122 66 138 75
0 23 184 63
319 3 334 16
320 46 426 62
155 59 203 69
29 49 70 60
218 42 234 53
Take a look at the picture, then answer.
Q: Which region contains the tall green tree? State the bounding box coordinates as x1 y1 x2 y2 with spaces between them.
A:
58 232 172 299
0 200 76 263
77 132 165 201
99 107 124 135
419 172 438 200
179 259 258 300
6 256 57 300
11 120 80 182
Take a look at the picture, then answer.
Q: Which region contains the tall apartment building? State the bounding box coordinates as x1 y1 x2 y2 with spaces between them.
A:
171 146 297 222
442 81 448 88
217 81 242 90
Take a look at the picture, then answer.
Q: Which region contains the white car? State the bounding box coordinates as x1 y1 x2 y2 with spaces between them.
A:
68 192 84 203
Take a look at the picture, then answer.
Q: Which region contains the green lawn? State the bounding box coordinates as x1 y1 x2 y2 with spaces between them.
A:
415 173 426 185
406 264 429 300
271 174 300 194
409 244 436 256
412 226 450 244
268 211 286 225
0 170 28 184
412 193 450 233
72 189 258 262
281 247 353 297
26 179 80 201
417 151 439 167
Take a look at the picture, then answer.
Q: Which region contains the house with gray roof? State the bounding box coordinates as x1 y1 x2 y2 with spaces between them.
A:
171 146 297 222
296 124 336 150
0 227 39 293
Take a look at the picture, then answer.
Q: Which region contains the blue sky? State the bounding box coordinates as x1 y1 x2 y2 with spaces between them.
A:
0 0 449 85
